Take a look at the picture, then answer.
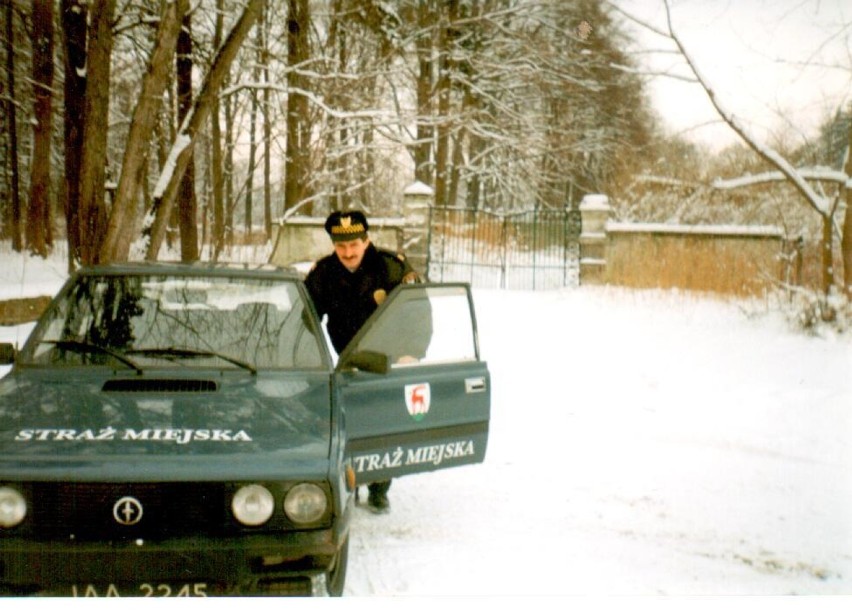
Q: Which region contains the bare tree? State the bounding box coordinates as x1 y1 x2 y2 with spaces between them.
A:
261 2 272 238
60 0 88 268
77 0 116 265
433 0 456 208
284 0 311 216
613 0 850 296
143 0 265 260
99 0 188 263
209 0 225 250
27 0 55 258
176 9 199 261
245 10 260 236
3 0 657 261
844 115 852 295
4 0 22 252
413 0 435 186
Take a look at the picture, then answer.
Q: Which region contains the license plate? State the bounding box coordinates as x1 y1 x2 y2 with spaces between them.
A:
71 582 210 597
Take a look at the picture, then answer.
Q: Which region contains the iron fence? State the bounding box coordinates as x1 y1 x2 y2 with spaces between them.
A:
426 206 581 290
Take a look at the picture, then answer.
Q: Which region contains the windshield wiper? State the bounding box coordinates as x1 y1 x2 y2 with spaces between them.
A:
127 347 257 375
42 340 143 374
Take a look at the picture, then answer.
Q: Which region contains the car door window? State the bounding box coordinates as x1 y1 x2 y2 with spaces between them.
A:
345 286 478 368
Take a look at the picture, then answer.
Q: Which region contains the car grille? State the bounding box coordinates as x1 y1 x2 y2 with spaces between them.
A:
23 482 229 540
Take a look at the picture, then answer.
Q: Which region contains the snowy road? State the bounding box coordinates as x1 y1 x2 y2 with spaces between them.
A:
345 288 852 596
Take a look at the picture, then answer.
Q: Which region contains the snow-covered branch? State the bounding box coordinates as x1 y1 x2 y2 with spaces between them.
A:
608 62 697 83
633 174 703 189
711 168 849 190
661 0 831 217
144 0 264 260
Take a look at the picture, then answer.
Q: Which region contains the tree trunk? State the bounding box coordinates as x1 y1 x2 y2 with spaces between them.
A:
358 129 374 209
448 131 463 209
77 0 115 265
209 0 225 254
821 212 834 296
262 2 272 239
99 0 187 263
246 21 259 237
284 0 310 216
60 0 88 269
177 10 198 262
225 89 235 245
4 0 21 252
327 1 345 212
216 74 235 259
27 0 55 258
144 0 265 260
434 1 458 207
842 116 852 296
414 0 435 186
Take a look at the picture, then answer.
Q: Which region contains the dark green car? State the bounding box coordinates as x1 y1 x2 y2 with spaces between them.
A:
0 262 489 596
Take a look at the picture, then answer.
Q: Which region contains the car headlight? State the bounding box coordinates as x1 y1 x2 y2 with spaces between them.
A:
0 487 26 528
232 484 274 526
283 483 327 524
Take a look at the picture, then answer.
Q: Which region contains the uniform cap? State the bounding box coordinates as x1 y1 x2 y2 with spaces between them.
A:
325 210 369 242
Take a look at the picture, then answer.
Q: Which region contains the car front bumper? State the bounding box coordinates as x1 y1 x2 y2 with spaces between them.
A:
0 520 349 596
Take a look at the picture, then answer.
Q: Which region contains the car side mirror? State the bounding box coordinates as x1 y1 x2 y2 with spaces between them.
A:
0 343 16 365
340 350 390 374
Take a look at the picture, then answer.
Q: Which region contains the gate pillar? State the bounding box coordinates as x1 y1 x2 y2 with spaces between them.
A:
579 194 610 285
402 181 433 277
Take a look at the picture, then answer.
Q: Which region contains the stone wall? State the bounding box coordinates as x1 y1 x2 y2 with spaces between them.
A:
269 216 406 267
579 194 787 296
269 180 435 273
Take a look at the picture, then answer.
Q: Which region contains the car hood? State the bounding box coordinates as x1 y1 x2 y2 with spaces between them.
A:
0 369 334 481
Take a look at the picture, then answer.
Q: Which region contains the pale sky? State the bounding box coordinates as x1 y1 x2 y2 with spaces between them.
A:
612 0 852 151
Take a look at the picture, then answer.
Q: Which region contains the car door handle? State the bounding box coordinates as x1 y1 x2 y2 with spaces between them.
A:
465 377 487 394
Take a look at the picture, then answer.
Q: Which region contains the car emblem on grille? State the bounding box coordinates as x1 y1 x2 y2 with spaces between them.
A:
113 496 144 526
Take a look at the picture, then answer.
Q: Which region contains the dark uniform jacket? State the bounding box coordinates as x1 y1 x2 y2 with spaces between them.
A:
305 243 419 354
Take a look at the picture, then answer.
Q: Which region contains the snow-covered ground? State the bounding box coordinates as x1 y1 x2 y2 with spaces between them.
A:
1 248 850 605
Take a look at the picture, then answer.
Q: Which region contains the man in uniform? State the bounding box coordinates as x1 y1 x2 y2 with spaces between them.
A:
305 210 422 513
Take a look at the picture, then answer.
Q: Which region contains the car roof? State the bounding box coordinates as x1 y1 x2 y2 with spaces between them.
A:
73 261 303 280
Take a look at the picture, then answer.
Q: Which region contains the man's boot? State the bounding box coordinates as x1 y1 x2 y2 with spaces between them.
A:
366 480 392 514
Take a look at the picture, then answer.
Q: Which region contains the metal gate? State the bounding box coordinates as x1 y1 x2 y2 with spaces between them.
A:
426 206 581 290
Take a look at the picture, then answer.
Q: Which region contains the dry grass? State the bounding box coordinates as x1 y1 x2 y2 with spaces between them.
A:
605 232 786 297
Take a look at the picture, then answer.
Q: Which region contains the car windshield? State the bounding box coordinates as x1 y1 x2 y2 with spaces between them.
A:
18 273 325 370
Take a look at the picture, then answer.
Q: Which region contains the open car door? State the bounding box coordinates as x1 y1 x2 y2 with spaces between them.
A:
336 284 490 485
